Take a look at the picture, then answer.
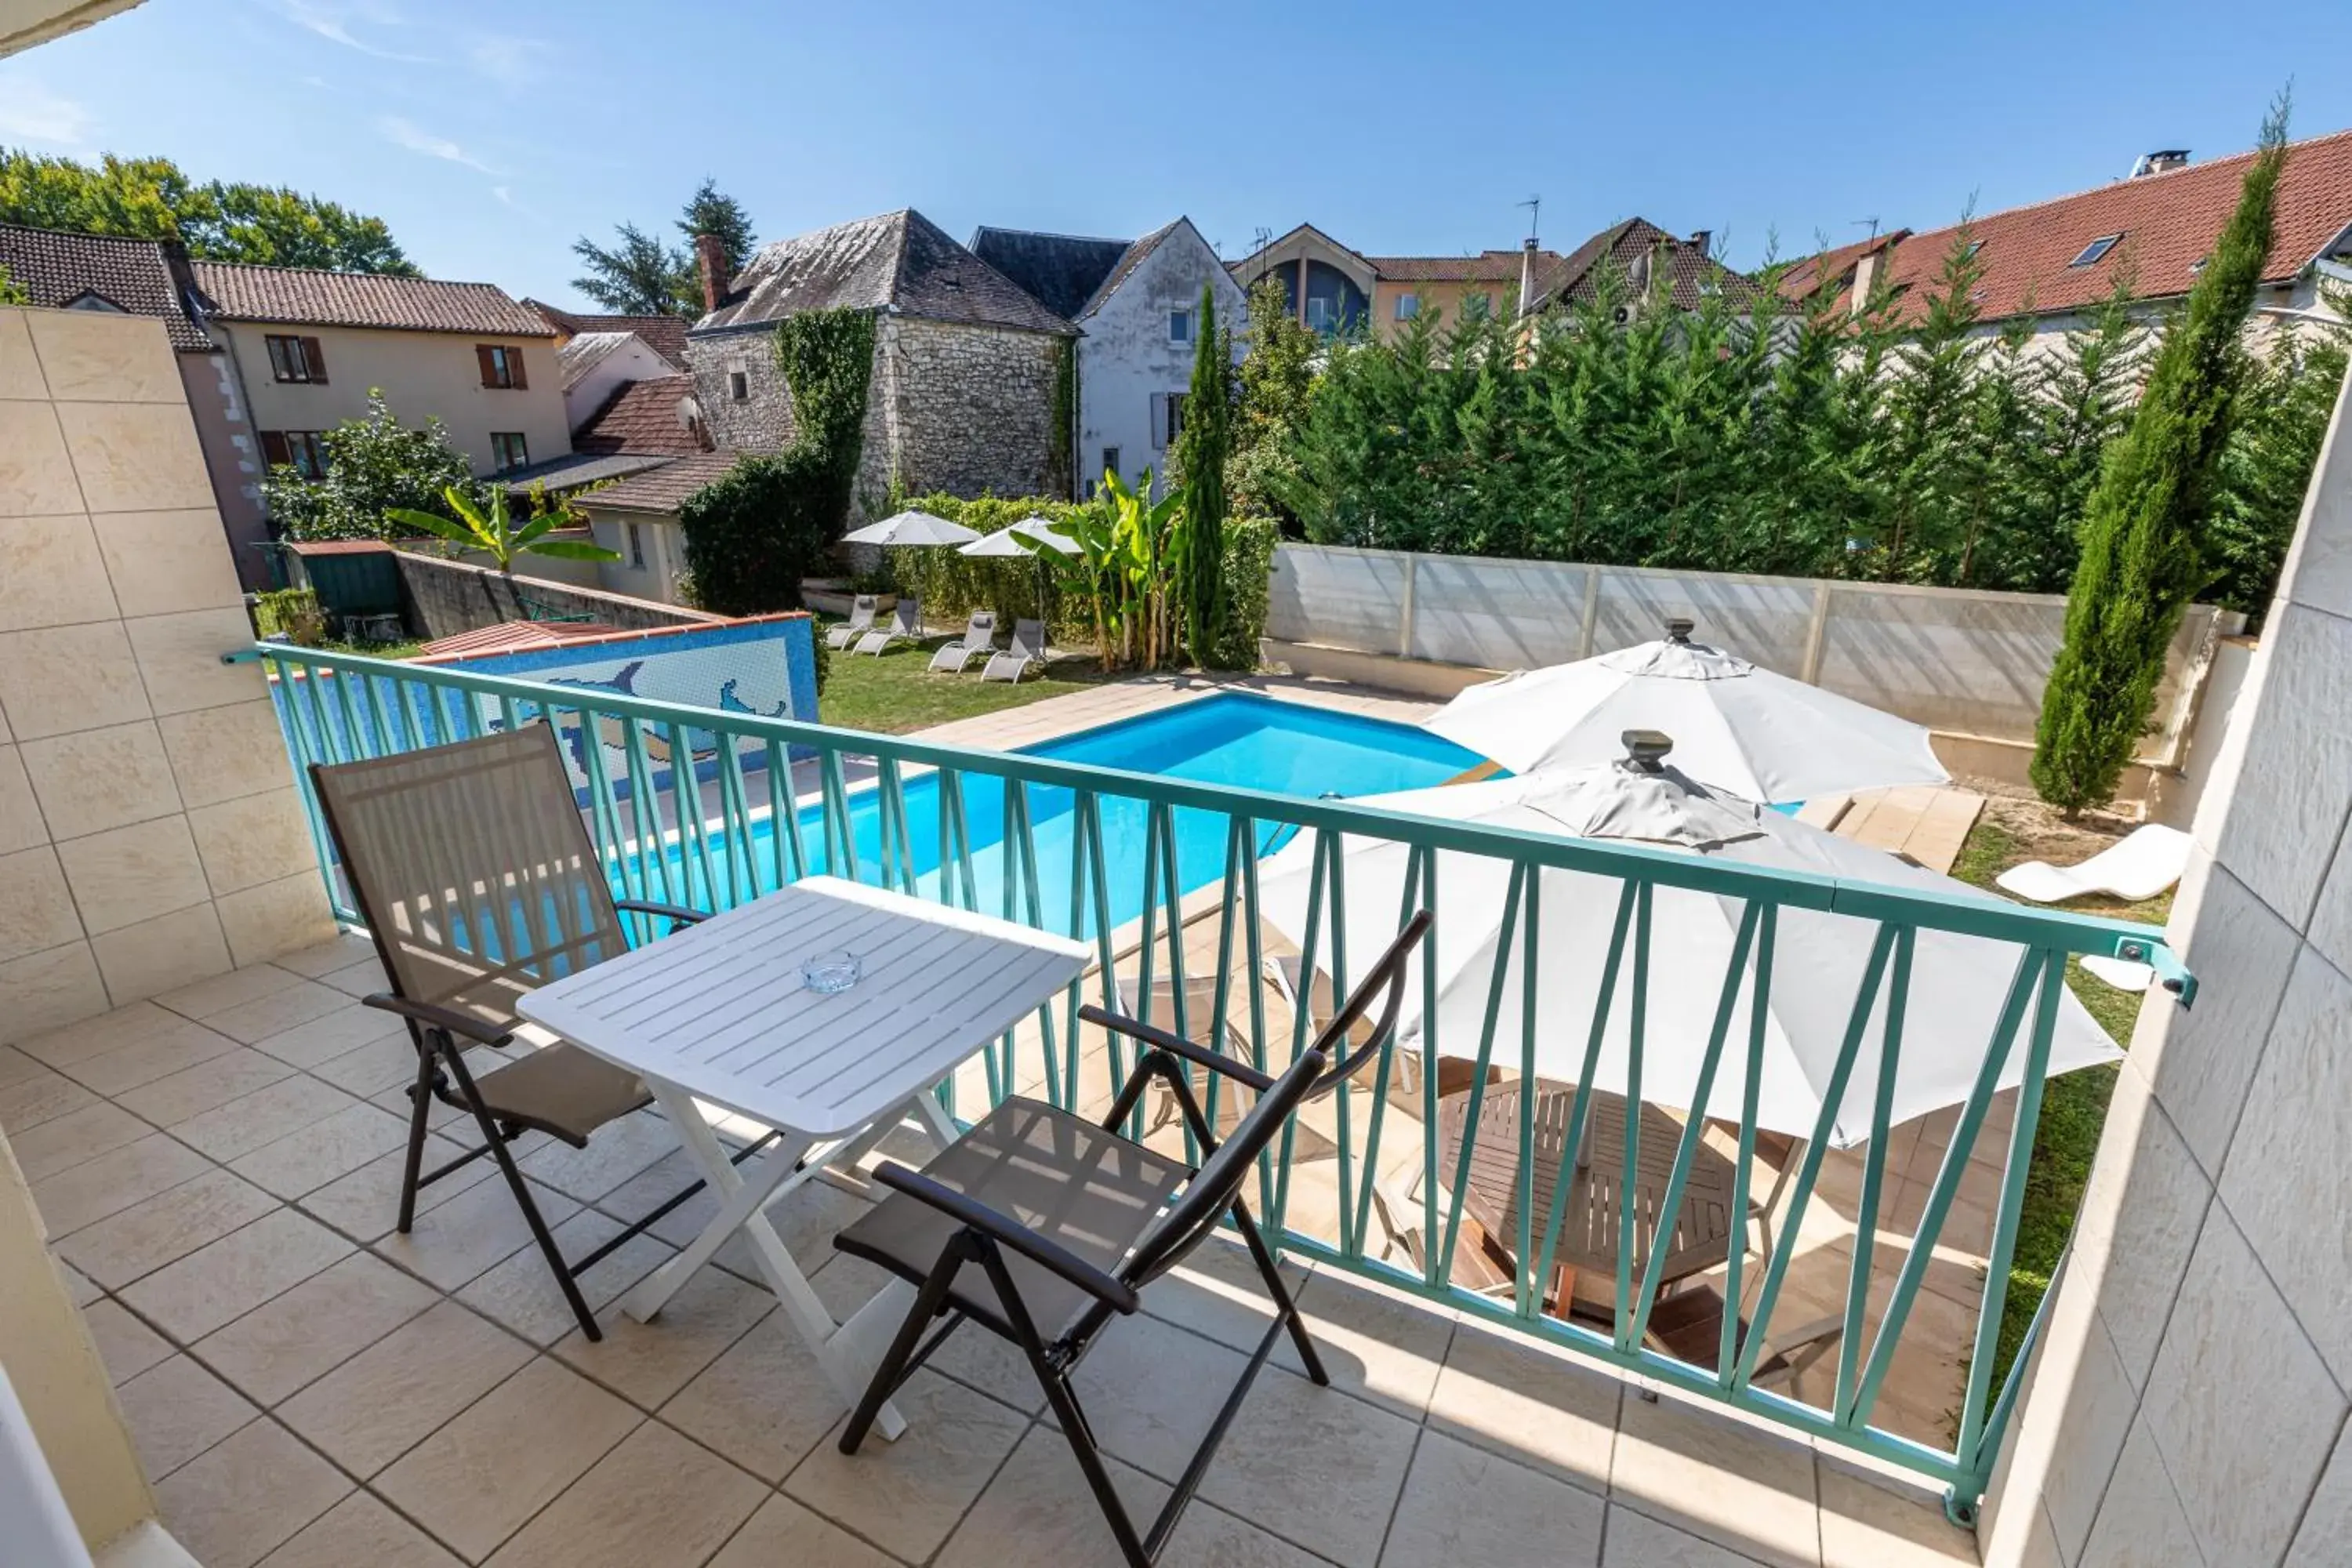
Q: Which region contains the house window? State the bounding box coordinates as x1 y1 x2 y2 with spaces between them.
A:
265 335 328 383
1395 293 1420 321
1305 296 1332 330
1962 239 1984 260
627 521 646 569
1101 447 1120 485
477 344 528 389
2070 234 2124 268
1161 393 1187 448
260 430 328 478
491 431 529 471
1168 308 1192 344
728 369 749 401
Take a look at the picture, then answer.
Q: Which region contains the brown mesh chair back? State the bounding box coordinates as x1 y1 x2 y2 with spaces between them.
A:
310 724 627 1039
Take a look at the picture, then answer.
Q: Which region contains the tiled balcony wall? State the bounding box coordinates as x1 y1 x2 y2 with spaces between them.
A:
0 305 335 1043
1980 366 2352 1563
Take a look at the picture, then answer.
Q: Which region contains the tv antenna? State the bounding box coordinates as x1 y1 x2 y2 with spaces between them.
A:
1517 194 1541 245
1853 216 1882 239
1250 225 1272 256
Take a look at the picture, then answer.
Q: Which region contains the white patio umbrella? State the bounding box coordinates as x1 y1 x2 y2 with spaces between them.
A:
1424 619 1949 803
958 516 1080 619
1256 735 2115 1146
840 509 981 547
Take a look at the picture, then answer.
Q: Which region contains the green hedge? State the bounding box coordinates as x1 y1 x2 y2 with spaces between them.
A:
893 494 1276 670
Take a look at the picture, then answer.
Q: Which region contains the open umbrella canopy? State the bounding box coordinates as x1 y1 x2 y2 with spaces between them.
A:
840 509 981 547
1256 736 2115 1146
956 517 1080 557
1424 619 1948 803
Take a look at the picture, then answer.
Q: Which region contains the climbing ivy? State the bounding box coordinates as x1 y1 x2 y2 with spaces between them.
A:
773 306 877 524
1049 337 1077 499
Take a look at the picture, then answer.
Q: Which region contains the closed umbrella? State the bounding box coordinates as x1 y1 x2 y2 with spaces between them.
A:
1425 619 1948 803
1256 735 2115 1146
958 516 1080 619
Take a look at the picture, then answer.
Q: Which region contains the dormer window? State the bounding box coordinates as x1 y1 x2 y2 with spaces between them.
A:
2070 234 2124 268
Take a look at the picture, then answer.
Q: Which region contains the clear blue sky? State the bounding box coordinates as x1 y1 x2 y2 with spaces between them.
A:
4 0 2346 309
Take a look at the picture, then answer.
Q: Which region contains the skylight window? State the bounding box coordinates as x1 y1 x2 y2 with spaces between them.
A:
2070 234 2123 268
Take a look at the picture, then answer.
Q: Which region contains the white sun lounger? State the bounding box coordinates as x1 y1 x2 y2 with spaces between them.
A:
824 595 877 650
852 597 921 656
981 618 1047 683
927 610 997 673
1995 823 2193 905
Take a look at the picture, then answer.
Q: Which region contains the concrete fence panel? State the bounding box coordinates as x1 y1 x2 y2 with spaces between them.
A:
1589 566 1820 679
1406 555 1591 668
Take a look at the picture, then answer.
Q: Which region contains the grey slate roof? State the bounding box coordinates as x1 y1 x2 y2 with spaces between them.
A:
968 227 1130 321
554 329 637 390
497 451 675 494
695 209 1074 337
0 223 213 351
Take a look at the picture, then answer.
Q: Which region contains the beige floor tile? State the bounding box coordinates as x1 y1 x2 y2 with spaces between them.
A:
369 1171 583 1291
0 1065 101 1133
57 1256 101 1305
1068 1311 1254 1481
202 978 353 1044
1426 1319 1622 1492
922 1311 1052 1414
318 955 393 997
29 1131 212 1236
661 1311 866 1483
1142 1231 1307 1353
278 1299 535 1476
230 1099 411 1198
154 1417 353 1568
1815 1457 1977 1567
1382 1428 1608 1568
552 1264 775 1410
82 1297 173 1385
481 1421 766 1568
194 1251 441 1406
707 1495 904 1568
1602 1504 1766 1566
308 1031 423 1098
64 1021 244 1097
297 1131 491 1243
1200 1361 1421 1568
376 1356 641 1562
1277 1265 1457 1418
56 1167 279 1290
457 1207 676 1345
268 934 377 979
257 1490 463 1568
1610 1394 1821 1568
115 1353 260 1479
0 1044 43 1086
935 1424 1169 1568
783 1368 1028 1565
112 1047 296 1127
157 962 306 1021
120 1207 354 1341
20 1002 194 1069
171 1075 359 1163
516 1109 678 1202
6 1100 154 1181
249 1000 409 1070
1161 1501 1337 1568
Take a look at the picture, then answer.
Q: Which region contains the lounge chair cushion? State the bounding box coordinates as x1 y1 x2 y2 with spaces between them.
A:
835 1097 1189 1339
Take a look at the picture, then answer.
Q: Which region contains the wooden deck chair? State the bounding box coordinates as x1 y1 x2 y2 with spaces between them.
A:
980 618 1047 682
832 911 1431 1567
310 724 770 1341
853 596 921 655
825 594 877 649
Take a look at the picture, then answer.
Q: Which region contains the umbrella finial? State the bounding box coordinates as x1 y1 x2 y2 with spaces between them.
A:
1622 730 1674 772
1664 617 1695 644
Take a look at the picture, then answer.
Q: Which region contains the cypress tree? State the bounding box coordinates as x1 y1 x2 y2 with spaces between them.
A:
1177 282 1232 666
2031 96 2292 815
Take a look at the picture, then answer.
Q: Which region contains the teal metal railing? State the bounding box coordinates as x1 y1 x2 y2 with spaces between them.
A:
249 643 2190 1521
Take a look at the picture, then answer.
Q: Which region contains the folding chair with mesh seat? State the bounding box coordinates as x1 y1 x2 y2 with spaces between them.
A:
831 910 1432 1568
310 724 768 1342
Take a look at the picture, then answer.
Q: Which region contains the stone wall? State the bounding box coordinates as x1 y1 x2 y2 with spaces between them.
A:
683 327 796 457
389 549 721 640
1979 363 2352 1565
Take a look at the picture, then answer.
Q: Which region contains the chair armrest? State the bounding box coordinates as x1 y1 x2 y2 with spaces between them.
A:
613 898 710 928
361 993 514 1047
872 1162 1142 1315
1078 1004 1276 1093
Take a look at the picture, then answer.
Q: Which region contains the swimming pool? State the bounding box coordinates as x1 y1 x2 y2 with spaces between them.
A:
730 693 1490 935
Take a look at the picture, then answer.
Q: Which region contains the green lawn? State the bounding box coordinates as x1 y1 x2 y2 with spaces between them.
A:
1947 811 2171 1412
815 626 1120 735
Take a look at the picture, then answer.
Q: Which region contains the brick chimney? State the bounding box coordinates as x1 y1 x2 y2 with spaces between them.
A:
1687 230 1711 260
694 233 728 315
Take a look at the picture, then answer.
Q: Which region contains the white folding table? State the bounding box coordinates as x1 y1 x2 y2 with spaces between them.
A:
516 874 1088 1439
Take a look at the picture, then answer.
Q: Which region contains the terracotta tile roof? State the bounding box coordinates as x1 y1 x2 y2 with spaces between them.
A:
0 223 213 351
696 209 1074 337
1531 219 1759 311
1776 230 1909 303
576 449 744 514
527 299 690 368
1363 249 1563 283
189 260 553 336
573 374 710 456
1877 128 2352 323
968 227 1130 321
419 619 617 659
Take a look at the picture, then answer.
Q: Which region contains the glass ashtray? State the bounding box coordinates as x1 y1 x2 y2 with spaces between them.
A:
800 951 862 994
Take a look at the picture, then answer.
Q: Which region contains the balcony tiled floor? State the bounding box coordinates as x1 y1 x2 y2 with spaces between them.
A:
8 937 1982 1568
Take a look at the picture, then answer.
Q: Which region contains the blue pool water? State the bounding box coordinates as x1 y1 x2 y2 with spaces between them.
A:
720 693 1489 935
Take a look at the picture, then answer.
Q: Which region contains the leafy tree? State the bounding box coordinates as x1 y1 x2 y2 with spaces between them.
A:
1229 276 1318 528
261 391 487 541
568 221 688 316
1869 225 1989 580
2032 96 2292 816
677 450 837 614
677 180 756 283
1174 282 1232 666
0 263 25 305
2205 289 2352 619
0 149 416 274
387 486 618 573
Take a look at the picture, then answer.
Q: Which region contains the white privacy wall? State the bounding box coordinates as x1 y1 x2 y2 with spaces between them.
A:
1979 364 2352 1565
1269 544 2235 755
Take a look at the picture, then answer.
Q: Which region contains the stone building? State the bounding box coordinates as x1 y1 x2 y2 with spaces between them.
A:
683 209 1075 517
